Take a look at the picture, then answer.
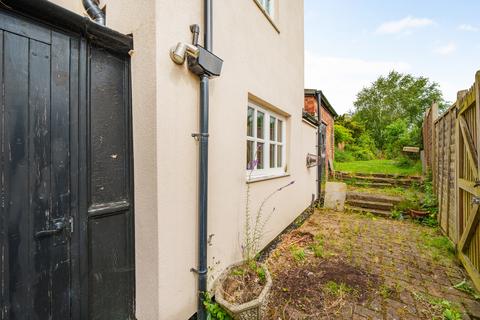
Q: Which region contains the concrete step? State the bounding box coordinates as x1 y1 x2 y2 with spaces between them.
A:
346 192 402 205
346 199 394 211
345 205 391 218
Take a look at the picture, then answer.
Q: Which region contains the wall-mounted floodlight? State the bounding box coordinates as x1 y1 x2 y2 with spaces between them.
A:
170 42 200 65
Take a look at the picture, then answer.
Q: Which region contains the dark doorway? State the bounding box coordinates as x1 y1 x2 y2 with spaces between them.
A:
0 7 134 320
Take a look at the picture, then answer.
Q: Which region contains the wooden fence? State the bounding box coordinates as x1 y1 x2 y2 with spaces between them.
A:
423 70 480 289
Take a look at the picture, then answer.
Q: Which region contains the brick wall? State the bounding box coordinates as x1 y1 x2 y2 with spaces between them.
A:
303 95 335 177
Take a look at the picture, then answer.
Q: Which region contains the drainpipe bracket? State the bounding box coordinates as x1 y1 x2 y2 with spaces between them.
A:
192 133 210 141
190 267 208 275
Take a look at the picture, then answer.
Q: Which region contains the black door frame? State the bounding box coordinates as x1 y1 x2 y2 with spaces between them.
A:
0 2 135 319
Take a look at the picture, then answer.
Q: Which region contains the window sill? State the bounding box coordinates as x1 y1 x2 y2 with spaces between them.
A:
252 0 280 33
247 173 290 184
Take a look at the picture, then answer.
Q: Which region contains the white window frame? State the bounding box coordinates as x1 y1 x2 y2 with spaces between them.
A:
246 102 286 180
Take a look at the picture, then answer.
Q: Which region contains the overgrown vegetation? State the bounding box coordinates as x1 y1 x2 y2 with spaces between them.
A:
204 293 232 320
335 71 447 163
335 159 422 175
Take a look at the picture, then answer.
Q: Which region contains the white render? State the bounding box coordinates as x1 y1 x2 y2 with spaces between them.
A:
48 1 309 318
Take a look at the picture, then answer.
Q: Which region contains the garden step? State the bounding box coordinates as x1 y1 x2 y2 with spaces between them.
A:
345 205 391 218
336 176 419 187
346 192 402 205
336 174 419 183
347 181 397 188
346 199 394 211
336 171 422 180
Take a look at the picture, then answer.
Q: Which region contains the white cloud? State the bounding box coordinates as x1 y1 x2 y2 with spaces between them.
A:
434 42 457 55
305 51 411 115
458 24 479 32
376 16 434 34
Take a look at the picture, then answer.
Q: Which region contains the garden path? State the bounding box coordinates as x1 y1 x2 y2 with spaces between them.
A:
264 209 480 320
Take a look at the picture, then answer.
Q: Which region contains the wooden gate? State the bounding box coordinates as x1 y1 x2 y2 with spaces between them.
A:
456 72 480 289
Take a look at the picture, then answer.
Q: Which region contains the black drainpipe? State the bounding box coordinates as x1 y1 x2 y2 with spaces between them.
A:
316 91 323 202
197 0 212 319
82 0 105 25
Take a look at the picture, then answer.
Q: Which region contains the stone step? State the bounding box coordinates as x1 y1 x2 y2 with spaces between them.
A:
347 181 400 188
345 205 391 218
346 192 402 205
346 199 395 211
336 175 419 185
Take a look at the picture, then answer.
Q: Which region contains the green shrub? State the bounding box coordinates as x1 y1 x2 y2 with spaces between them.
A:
335 148 355 162
334 124 354 144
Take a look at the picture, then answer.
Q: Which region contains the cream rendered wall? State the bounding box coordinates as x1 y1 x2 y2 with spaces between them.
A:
47 1 308 319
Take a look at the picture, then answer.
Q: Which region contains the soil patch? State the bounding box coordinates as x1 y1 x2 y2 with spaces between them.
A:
265 258 380 319
220 263 266 304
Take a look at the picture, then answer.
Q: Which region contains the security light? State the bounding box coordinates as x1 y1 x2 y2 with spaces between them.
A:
170 42 200 65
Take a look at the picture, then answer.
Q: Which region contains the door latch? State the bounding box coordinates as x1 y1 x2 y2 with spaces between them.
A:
472 197 480 205
35 218 67 239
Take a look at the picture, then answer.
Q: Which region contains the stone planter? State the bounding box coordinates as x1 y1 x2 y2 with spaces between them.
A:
215 262 272 320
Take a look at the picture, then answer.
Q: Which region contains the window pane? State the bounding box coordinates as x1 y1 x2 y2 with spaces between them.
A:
257 142 264 169
269 144 275 168
277 120 283 142
277 145 282 168
247 140 254 169
257 111 265 139
270 116 276 141
266 0 272 14
247 107 254 137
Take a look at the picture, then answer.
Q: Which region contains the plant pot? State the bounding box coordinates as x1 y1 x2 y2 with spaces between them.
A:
215 261 272 320
409 208 429 218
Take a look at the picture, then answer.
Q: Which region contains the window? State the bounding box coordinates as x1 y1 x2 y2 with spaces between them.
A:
247 103 286 179
258 0 274 17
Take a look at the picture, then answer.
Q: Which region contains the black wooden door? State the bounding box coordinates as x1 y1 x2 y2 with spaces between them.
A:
0 11 77 320
0 7 135 320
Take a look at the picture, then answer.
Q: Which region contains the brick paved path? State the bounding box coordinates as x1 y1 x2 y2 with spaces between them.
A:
265 210 480 319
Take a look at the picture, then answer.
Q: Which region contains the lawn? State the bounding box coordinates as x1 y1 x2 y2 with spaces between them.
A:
334 159 422 176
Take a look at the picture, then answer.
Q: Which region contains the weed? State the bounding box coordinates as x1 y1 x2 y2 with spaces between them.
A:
391 209 403 220
324 281 354 297
247 260 267 284
421 233 455 258
310 242 325 258
230 267 245 277
290 245 306 261
413 292 462 320
379 285 392 298
203 292 232 320
454 280 480 300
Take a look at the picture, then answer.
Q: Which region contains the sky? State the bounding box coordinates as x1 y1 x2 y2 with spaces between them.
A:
304 0 480 115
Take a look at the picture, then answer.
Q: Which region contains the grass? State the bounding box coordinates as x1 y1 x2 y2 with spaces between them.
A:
334 159 422 176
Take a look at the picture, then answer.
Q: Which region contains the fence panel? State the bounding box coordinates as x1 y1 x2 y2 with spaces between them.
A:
423 70 480 289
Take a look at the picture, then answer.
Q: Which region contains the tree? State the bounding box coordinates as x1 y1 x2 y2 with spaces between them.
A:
353 71 446 150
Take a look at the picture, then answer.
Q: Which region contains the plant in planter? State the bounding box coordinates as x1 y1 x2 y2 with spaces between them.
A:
214 157 294 320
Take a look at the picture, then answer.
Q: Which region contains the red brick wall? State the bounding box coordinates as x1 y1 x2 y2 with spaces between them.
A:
303 95 335 177
304 96 317 114
321 106 335 173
